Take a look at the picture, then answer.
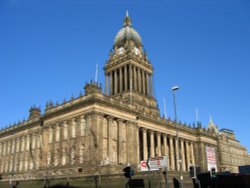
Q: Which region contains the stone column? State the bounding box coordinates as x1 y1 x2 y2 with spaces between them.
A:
175 137 180 171
129 64 132 90
142 70 146 94
157 132 161 156
119 67 123 93
186 141 190 169
114 69 118 94
190 142 195 166
105 74 108 95
180 139 186 171
163 135 167 156
146 73 149 95
110 72 113 95
142 128 148 161
150 130 155 158
124 65 128 91
138 69 141 93
169 136 175 170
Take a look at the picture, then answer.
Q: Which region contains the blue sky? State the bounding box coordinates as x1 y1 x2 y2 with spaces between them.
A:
0 0 250 152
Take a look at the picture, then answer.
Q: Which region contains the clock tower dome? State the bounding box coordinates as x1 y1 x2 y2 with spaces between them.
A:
104 11 159 117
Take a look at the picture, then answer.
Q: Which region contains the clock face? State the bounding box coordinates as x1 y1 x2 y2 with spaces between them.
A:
117 47 124 55
134 47 139 55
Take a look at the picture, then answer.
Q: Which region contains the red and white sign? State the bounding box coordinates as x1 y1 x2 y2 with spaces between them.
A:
206 146 217 171
140 156 168 172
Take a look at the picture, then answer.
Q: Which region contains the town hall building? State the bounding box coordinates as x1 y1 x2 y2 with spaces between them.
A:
0 12 249 187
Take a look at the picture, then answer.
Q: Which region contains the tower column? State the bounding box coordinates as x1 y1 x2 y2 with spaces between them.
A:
105 74 108 95
150 74 153 96
110 72 113 95
133 66 137 91
146 73 149 95
119 67 123 93
138 69 141 93
124 65 128 91
129 64 132 90
114 70 118 94
142 70 146 94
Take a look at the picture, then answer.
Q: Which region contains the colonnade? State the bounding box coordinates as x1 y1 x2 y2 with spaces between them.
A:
140 128 196 171
105 64 153 96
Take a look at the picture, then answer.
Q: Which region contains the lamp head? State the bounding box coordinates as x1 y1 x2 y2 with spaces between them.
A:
171 85 179 91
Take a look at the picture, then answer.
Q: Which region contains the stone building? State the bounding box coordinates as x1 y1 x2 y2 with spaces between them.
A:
0 12 249 186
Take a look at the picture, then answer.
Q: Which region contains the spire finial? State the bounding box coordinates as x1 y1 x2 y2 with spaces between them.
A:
123 10 132 27
209 115 214 124
126 10 129 17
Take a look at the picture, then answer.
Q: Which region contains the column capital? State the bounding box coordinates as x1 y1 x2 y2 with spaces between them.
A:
156 132 161 136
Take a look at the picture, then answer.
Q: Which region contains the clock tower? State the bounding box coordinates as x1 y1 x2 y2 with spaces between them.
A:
104 12 159 117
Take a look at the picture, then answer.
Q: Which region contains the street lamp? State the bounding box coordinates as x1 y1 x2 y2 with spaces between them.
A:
171 85 183 188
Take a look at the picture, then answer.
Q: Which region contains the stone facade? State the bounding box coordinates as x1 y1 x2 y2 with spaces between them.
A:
0 13 250 183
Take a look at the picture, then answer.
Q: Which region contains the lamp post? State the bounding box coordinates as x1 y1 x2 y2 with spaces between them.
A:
171 85 183 188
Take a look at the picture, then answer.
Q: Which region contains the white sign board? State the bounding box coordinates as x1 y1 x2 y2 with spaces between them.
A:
206 146 217 171
140 156 168 172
